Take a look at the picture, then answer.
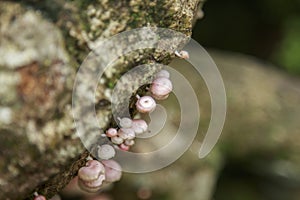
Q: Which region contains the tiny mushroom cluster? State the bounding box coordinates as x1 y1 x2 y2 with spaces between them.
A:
77 159 122 193
32 51 188 198
105 117 148 151
105 69 173 152
76 68 176 193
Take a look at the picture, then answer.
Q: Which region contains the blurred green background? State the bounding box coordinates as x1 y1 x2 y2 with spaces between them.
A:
192 1 300 199
193 0 300 75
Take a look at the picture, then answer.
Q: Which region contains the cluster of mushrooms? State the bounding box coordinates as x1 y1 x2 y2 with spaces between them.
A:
33 50 188 199
76 68 174 193
106 69 173 150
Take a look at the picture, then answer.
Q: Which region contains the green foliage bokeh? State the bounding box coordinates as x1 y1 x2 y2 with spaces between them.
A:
193 0 300 75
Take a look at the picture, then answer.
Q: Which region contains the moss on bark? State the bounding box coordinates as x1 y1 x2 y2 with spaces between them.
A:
0 0 202 199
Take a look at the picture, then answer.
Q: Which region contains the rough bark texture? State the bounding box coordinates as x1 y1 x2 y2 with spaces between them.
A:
0 0 203 199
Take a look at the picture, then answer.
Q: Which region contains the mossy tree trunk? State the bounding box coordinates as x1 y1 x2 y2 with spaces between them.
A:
0 0 203 199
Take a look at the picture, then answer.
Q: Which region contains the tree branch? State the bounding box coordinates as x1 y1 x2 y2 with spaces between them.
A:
0 0 202 199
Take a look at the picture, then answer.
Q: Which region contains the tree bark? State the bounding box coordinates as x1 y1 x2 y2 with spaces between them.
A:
0 0 203 199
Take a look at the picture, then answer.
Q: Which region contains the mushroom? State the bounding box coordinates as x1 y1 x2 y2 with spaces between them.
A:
101 160 122 183
77 160 106 193
97 144 116 160
150 77 172 100
131 119 148 135
135 95 156 113
106 128 118 137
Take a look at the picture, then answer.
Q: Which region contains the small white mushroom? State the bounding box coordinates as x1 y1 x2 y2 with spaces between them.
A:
118 128 135 140
97 144 116 160
118 117 133 128
131 119 148 135
111 135 124 144
124 139 135 146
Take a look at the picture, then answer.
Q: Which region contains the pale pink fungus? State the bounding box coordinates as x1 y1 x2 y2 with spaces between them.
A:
111 135 124 144
77 178 104 193
78 160 105 182
106 128 118 137
118 128 135 140
119 143 130 151
34 195 46 200
155 70 170 79
136 95 156 113
118 117 132 128
131 119 148 134
101 160 122 183
175 50 189 59
80 174 106 188
150 77 172 100
77 160 106 193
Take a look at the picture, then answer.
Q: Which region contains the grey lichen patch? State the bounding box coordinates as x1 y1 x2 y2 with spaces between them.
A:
0 1 82 199
0 1 75 119
0 71 20 105
0 2 69 69
25 105 78 153
1 5 76 158
54 142 83 164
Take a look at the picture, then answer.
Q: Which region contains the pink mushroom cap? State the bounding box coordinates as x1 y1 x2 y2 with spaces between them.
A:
101 160 122 183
